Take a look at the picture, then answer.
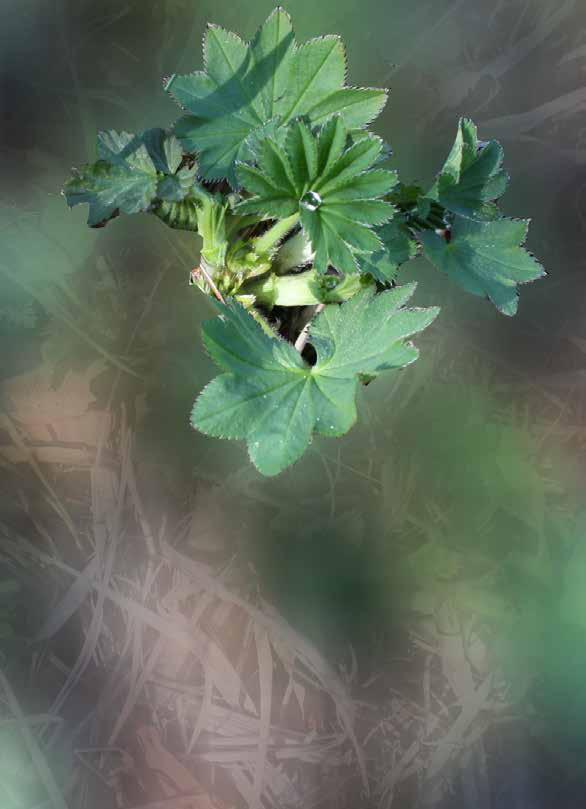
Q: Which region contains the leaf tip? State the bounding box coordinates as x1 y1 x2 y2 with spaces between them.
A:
163 73 176 91
267 5 293 23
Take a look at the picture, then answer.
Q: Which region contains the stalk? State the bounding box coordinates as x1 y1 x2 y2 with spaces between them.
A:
192 188 229 268
295 304 325 353
273 229 315 274
244 270 321 308
251 213 299 255
243 269 372 308
225 213 262 239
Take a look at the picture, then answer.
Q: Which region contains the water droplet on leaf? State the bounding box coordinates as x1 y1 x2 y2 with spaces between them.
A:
301 190 322 211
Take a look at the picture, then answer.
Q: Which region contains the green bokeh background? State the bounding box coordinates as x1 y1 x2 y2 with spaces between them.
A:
2 1 586 806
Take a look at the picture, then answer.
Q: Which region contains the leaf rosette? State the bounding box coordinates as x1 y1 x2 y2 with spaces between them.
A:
235 116 398 274
60 5 549 477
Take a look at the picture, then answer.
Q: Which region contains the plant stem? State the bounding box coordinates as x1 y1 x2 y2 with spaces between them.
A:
225 213 262 239
295 304 325 353
243 269 321 307
243 268 371 308
273 229 315 274
194 257 225 303
251 213 299 255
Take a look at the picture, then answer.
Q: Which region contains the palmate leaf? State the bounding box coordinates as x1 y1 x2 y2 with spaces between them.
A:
63 128 197 227
165 7 388 186
426 118 509 220
235 116 397 274
191 283 439 476
420 215 546 315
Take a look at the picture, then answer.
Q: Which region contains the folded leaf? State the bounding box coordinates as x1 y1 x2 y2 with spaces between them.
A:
426 118 509 219
420 215 546 315
191 284 439 475
166 8 388 186
63 128 197 227
64 156 157 227
235 116 397 274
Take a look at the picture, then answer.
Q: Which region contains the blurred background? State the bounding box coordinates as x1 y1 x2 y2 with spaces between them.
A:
1 1 586 807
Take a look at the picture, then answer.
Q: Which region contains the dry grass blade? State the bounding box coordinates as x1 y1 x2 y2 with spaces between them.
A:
34 555 99 642
50 426 131 715
186 667 213 754
251 626 272 808
160 540 368 790
123 798 215 809
425 673 494 782
0 668 70 809
0 714 63 730
126 453 157 557
0 410 83 550
0 531 248 719
0 442 104 467
436 602 476 705
90 572 254 710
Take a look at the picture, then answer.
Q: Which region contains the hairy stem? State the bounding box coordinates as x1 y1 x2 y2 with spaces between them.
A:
243 268 372 308
251 213 300 255
294 303 325 353
273 229 315 274
244 270 321 307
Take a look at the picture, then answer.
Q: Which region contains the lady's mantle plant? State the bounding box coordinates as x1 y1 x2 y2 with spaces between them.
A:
63 7 546 477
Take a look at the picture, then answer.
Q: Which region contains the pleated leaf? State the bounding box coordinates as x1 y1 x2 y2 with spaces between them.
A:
426 118 509 220
166 8 388 186
63 128 197 227
235 116 397 274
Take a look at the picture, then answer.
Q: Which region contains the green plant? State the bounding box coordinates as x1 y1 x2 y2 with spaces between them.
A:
63 7 546 476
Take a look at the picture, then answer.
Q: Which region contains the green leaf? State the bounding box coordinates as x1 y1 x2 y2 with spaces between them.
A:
166 8 388 186
348 130 393 166
63 128 196 227
191 283 439 476
420 215 546 315
426 118 509 219
235 117 397 274
360 217 418 284
388 182 425 208
64 156 157 227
